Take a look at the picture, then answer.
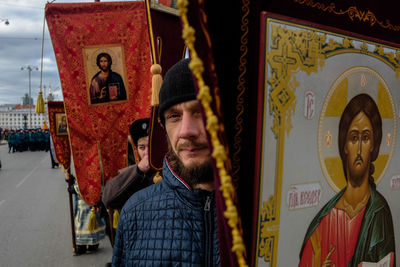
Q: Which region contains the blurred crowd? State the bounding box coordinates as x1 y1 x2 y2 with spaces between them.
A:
1 128 50 153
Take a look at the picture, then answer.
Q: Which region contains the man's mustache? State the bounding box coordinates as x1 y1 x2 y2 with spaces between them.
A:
177 140 208 152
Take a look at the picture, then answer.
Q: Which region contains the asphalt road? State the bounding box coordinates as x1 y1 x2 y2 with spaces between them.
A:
0 142 113 267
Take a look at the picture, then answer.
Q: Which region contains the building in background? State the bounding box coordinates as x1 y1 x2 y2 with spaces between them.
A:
0 104 48 130
46 88 55 102
21 93 34 106
0 88 57 130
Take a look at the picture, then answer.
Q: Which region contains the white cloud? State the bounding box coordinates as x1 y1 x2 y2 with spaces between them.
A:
0 0 136 105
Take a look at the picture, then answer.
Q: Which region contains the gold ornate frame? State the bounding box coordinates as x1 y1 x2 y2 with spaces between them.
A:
293 0 400 32
55 113 68 136
254 12 400 267
83 44 129 106
150 0 178 16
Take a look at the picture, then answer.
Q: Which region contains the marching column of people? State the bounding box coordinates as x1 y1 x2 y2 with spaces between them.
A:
5 128 50 153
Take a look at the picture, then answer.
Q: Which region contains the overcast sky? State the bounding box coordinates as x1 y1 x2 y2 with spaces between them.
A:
0 0 136 105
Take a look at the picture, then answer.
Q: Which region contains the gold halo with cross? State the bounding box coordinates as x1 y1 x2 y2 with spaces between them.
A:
89 47 120 70
318 66 397 192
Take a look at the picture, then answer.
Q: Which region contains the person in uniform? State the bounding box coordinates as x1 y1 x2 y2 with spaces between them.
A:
8 130 16 153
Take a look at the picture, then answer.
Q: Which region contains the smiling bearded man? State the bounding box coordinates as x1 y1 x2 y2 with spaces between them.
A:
112 59 221 267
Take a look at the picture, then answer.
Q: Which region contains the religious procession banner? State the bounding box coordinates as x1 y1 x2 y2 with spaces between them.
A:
144 0 186 171
253 13 399 266
46 2 152 205
47 101 71 171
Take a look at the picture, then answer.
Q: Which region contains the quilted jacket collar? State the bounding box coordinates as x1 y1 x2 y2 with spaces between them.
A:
163 156 192 190
162 156 214 208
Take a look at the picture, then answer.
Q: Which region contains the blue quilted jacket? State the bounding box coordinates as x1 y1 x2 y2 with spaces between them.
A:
112 158 221 267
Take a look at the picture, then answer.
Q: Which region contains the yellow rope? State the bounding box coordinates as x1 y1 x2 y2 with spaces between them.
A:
177 0 248 266
113 209 120 229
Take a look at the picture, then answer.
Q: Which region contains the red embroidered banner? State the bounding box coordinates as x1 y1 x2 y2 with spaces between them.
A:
47 101 71 171
46 2 152 205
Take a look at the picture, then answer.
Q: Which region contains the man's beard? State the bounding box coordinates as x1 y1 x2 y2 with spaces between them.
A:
167 147 214 188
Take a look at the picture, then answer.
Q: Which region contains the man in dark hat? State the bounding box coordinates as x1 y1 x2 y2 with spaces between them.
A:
128 118 150 168
111 59 220 266
102 118 155 210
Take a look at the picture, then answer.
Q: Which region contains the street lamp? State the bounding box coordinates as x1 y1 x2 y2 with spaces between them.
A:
21 65 38 129
0 18 9 25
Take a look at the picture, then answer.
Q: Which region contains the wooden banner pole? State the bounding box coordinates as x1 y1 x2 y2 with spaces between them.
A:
67 169 77 255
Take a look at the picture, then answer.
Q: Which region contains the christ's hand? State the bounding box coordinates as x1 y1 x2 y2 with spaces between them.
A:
322 245 335 267
100 86 107 99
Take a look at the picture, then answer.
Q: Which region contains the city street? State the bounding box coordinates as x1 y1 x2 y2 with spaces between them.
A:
0 143 112 267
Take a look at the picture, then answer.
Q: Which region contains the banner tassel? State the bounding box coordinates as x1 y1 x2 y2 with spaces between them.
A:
113 210 120 229
150 64 162 106
88 207 97 231
153 171 163 184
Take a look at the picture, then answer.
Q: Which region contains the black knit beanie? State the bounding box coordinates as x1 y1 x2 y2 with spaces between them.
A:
158 58 197 125
129 118 150 147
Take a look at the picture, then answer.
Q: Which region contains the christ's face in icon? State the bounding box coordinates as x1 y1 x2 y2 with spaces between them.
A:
344 111 374 187
99 56 110 72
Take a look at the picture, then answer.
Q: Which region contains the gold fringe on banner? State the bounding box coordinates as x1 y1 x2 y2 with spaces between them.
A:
88 207 97 231
113 209 120 229
177 0 248 266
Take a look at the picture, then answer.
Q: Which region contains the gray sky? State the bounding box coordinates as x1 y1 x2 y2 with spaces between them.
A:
0 0 136 105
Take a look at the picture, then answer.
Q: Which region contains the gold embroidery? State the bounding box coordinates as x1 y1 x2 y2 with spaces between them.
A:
259 18 397 265
258 196 276 262
258 16 399 266
232 0 250 184
293 0 400 32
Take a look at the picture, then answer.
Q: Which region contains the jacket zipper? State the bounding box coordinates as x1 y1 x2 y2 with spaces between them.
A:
204 195 212 267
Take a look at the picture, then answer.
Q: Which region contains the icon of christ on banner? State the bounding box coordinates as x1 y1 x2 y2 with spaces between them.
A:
56 113 68 135
299 93 395 267
84 45 128 105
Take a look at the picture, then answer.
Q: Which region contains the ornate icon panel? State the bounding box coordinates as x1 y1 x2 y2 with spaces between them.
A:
319 66 396 192
254 13 400 267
